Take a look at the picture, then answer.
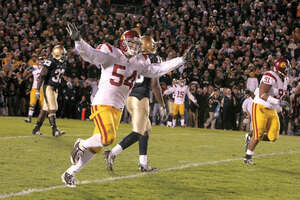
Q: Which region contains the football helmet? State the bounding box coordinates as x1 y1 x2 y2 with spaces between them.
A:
141 35 156 54
120 30 142 56
52 45 67 63
179 78 186 87
172 78 178 85
273 58 290 77
37 57 44 67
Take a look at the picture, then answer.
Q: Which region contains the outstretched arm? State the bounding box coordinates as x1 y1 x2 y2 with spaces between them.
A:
187 90 197 104
163 86 175 96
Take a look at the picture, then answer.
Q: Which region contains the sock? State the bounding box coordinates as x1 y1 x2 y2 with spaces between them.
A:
246 149 254 159
181 119 184 126
111 144 123 156
119 131 141 150
172 119 176 126
67 150 95 175
28 110 34 117
82 134 103 148
48 114 57 130
139 135 149 155
34 121 43 130
139 155 147 165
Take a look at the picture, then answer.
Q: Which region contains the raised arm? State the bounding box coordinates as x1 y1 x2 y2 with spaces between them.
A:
187 90 197 104
163 86 175 96
67 23 112 67
141 44 196 78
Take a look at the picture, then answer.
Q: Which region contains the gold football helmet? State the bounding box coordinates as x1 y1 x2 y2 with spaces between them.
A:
141 35 156 54
52 45 67 62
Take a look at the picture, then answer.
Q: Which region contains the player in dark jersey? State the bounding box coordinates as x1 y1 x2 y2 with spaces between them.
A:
103 35 167 171
32 45 68 137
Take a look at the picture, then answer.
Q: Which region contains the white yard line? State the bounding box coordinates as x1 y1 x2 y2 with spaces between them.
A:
0 134 87 140
0 150 299 199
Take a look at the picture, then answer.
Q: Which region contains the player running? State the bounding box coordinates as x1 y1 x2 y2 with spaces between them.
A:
243 58 290 165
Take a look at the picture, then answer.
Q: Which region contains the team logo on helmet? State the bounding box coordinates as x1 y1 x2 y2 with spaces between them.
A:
280 62 286 69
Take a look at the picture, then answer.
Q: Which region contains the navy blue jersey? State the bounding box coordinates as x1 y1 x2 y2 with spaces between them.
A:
43 58 67 88
129 54 161 100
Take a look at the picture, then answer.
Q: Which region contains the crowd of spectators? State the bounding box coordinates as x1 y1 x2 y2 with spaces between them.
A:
0 0 299 134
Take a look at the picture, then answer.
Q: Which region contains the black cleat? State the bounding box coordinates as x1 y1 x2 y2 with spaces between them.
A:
53 129 65 137
25 117 32 123
139 163 158 172
103 150 115 171
32 129 45 136
243 157 256 165
70 138 85 165
61 172 76 188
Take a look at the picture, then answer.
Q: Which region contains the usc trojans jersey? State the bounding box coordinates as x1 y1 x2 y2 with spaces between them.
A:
75 39 184 110
31 65 42 89
253 71 289 110
164 84 197 105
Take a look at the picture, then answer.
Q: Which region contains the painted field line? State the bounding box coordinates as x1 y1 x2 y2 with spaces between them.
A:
0 150 299 199
0 134 87 140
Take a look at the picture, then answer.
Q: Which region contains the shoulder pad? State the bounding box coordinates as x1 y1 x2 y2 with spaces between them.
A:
262 72 277 85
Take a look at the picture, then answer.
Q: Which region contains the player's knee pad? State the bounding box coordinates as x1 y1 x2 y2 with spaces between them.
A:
89 147 102 154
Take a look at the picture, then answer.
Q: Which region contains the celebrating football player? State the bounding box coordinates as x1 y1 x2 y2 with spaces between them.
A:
103 35 167 172
244 58 290 165
32 45 67 137
62 23 196 187
163 78 198 128
166 78 178 127
242 90 254 151
23 57 44 123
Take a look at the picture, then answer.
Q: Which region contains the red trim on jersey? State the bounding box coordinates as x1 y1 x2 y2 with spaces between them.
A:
105 43 113 53
264 72 277 82
142 54 148 61
94 105 108 144
253 103 258 140
96 44 103 50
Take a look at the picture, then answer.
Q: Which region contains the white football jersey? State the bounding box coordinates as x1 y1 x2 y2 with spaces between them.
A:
75 39 184 110
242 96 253 116
253 71 289 109
31 65 42 89
164 84 197 105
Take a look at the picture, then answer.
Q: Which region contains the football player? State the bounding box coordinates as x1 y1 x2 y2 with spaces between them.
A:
62 23 196 187
103 35 167 172
23 57 44 123
242 90 254 151
164 78 198 128
32 45 67 137
166 78 178 127
244 58 290 165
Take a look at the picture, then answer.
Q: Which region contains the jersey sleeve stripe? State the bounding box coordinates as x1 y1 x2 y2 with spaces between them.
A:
142 54 148 61
264 72 277 82
105 43 113 53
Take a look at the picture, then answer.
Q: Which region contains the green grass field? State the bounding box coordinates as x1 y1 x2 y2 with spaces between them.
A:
0 116 300 200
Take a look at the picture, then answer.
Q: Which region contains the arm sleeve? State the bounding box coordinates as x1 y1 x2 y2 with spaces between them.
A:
141 57 184 78
163 87 175 96
75 39 112 67
187 90 197 104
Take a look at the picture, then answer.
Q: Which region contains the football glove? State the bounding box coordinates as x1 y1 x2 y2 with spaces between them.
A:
194 102 199 107
279 100 289 108
35 90 40 99
66 23 80 41
182 44 196 64
160 105 168 122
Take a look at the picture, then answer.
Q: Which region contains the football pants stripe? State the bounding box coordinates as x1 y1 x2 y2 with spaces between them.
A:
253 103 259 140
92 106 104 141
94 105 108 145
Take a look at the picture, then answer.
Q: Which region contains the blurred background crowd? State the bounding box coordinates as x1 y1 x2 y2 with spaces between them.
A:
0 0 299 134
